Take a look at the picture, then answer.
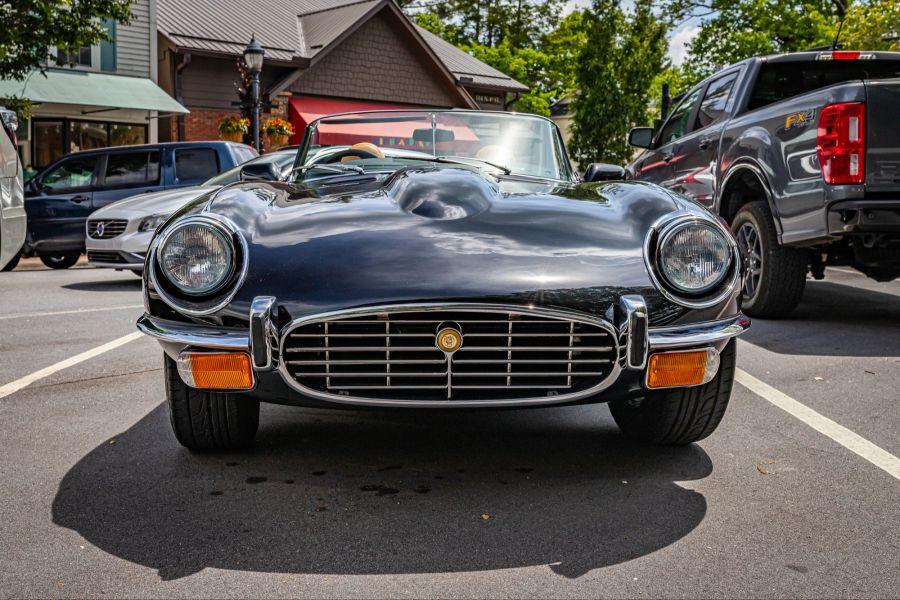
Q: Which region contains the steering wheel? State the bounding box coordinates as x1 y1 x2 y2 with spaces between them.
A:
322 149 381 163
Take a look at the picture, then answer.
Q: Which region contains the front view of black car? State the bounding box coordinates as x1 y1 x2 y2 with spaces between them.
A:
137 110 748 451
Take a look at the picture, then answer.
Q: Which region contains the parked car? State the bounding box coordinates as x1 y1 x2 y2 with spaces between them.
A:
20 141 257 270
86 148 297 273
137 109 749 451
0 107 25 272
626 50 900 317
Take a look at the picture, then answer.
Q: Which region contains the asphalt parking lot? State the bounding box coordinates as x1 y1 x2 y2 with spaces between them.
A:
1 262 898 598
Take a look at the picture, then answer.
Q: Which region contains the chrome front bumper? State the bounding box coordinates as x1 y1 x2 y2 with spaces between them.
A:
137 298 750 373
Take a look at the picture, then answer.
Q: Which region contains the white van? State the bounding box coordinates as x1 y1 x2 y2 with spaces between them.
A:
0 107 25 271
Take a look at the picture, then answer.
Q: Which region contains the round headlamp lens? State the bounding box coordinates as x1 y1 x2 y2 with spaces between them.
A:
658 221 732 294
159 222 234 295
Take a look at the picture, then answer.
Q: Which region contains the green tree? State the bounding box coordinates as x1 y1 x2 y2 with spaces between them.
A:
569 0 669 166
674 0 837 83
836 0 900 50
0 0 134 82
406 0 566 50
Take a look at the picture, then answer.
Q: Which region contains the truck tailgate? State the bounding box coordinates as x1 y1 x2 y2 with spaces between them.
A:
866 79 900 192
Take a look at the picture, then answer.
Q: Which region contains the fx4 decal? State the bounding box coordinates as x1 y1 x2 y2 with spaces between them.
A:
784 109 816 131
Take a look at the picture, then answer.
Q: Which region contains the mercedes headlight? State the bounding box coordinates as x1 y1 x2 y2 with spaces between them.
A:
158 221 234 295
657 220 732 294
138 214 169 233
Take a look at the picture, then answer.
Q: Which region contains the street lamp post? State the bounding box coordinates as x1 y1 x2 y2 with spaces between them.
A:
243 35 265 152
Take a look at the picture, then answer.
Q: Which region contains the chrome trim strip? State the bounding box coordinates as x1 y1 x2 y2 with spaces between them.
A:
147 214 249 317
619 295 648 369
648 314 750 349
250 296 276 371
137 314 249 350
277 302 622 408
643 213 742 309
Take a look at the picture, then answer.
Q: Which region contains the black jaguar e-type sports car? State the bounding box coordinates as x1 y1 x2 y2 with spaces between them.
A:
137 110 749 451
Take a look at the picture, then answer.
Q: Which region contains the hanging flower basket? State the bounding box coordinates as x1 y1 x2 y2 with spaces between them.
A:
217 116 249 142
264 117 294 149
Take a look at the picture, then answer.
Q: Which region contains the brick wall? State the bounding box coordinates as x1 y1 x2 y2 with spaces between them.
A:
172 108 293 151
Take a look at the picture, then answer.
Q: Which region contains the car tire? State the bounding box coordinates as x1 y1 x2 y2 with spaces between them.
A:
39 252 81 270
164 355 259 451
732 201 806 318
1 248 22 271
609 340 736 445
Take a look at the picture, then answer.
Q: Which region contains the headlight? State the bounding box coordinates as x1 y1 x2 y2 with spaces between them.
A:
158 221 234 295
138 214 169 233
657 221 732 294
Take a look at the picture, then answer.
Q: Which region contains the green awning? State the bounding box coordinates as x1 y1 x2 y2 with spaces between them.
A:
0 69 189 114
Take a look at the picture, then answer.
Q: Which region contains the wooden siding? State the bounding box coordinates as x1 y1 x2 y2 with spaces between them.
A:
290 10 459 107
116 0 152 77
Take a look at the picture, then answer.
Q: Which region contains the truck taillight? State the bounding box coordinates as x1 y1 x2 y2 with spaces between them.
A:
817 102 865 185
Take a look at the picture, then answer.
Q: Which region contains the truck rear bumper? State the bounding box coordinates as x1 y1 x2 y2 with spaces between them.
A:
828 200 900 236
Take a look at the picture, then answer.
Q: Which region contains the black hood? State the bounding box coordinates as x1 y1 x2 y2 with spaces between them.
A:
175 167 727 324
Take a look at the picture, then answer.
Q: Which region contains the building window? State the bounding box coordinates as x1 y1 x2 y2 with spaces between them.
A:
69 121 108 153
57 46 92 68
100 19 116 71
31 118 148 169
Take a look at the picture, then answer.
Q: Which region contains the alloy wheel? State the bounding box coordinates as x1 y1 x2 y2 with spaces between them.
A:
737 222 762 301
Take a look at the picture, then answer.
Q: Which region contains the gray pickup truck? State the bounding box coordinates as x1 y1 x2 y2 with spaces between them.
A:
626 50 900 317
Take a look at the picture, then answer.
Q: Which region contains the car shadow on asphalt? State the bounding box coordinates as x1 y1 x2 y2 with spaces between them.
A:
52 403 712 581
741 280 900 357
61 278 143 292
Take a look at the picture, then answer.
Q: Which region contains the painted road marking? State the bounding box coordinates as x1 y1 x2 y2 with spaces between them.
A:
736 368 900 482
0 304 143 321
0 332 143 400
827 267 863 276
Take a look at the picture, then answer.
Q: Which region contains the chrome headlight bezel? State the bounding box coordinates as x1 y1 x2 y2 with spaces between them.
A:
644 214 740 309
148 214 248 316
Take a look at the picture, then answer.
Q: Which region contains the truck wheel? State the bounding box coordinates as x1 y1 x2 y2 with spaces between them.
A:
40 252 81 270
164 355 259 451
1 248 22 271
732 201 806 318
609 340 736 445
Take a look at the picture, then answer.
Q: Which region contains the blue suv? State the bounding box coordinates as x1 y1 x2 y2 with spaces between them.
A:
21 141 256 269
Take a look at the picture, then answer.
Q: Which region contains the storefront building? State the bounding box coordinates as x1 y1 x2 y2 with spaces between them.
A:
0 0 188 170
155 0 527 145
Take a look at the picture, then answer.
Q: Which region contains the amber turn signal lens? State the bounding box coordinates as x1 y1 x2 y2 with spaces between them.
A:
646 349 717 389
177 352 253 390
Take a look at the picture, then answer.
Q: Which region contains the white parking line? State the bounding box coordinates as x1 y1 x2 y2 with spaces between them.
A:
828 267 863 276
736 368 900 482
0 332 143 400
0 304 143 321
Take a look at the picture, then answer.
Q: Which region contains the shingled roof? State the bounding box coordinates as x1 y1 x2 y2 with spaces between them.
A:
157 0 528 93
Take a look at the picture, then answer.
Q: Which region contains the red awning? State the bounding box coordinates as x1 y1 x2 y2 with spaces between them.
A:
287 96 480 151
288 97 419 145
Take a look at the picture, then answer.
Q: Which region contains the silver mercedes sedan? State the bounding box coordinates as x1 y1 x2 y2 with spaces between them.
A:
85 149 297 273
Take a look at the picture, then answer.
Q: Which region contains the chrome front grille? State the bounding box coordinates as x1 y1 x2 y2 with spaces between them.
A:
87 219 128 239
280 305 620 404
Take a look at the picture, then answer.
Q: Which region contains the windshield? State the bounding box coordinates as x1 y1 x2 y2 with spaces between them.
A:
293 111 571 182
203 150 297 186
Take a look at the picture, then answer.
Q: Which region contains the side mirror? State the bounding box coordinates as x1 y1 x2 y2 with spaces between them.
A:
583 163 625 183
240 161 281 182
628 127 655 149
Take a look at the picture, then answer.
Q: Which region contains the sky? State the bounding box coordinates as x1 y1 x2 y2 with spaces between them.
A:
564 0 702 66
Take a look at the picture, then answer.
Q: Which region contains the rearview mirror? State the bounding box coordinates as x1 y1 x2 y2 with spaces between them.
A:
240 161 282 182
628 127 655 149
412 128 455 144
583 163 625 183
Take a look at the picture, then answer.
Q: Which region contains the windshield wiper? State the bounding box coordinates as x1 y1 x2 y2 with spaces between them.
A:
397 155 511 175
290 163 365 175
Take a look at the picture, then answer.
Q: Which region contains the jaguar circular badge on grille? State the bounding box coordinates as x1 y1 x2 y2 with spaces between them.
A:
436 327 463 353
